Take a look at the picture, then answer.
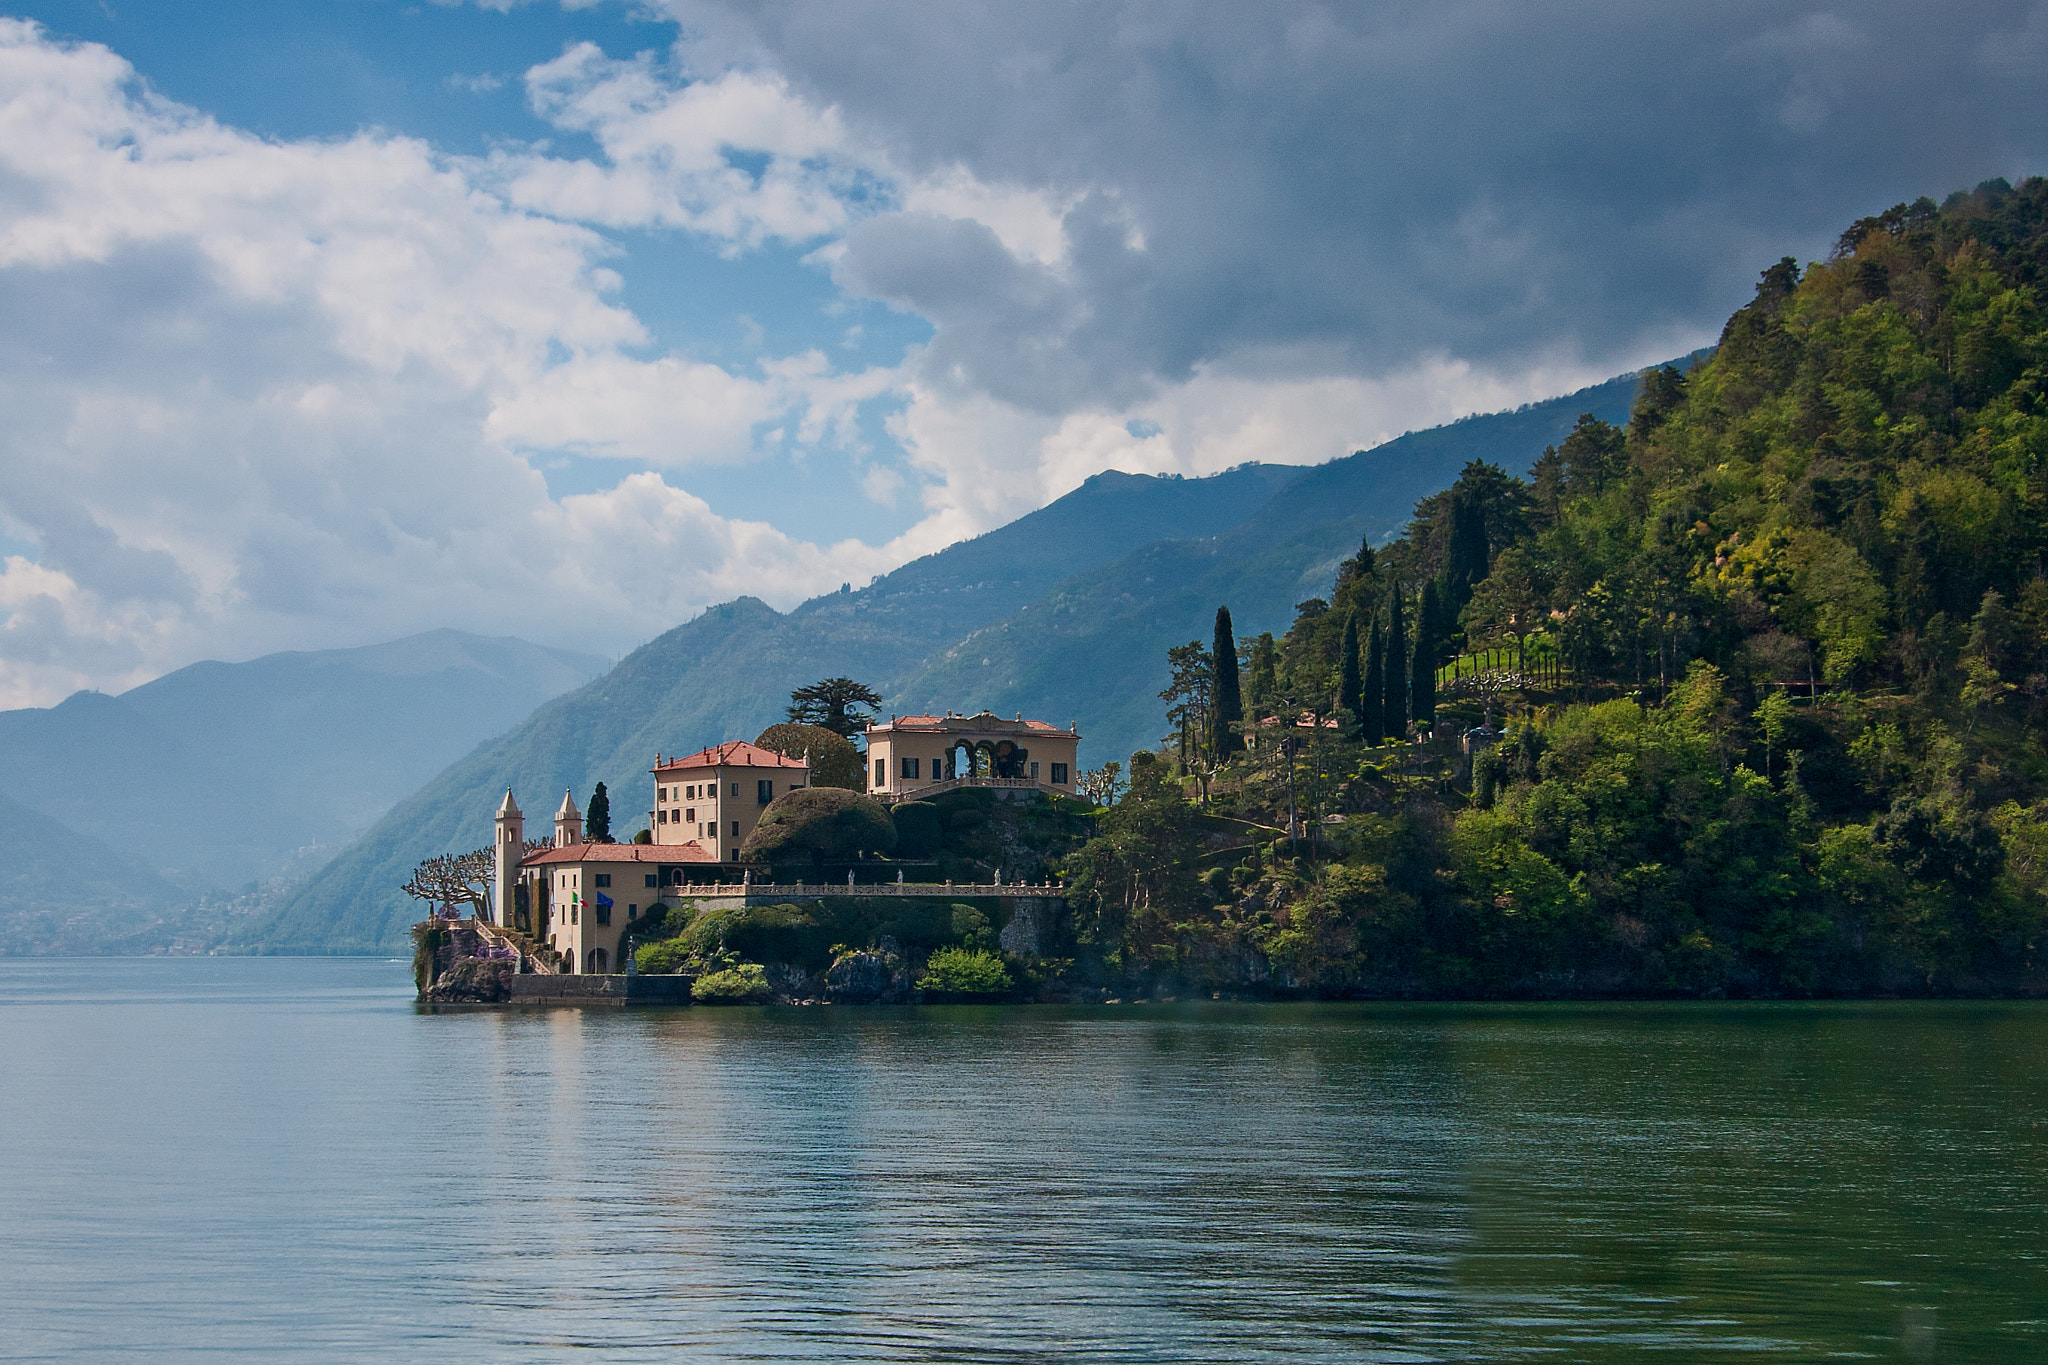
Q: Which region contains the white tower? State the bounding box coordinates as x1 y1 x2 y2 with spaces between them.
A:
554 788 583 847
493 790 523 927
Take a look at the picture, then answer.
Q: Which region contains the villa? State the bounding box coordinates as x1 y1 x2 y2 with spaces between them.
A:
865 710 1080 801
482 709 1082 974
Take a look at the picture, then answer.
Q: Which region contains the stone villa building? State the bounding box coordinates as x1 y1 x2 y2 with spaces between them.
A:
865 710 1080 801
485 710 1081 973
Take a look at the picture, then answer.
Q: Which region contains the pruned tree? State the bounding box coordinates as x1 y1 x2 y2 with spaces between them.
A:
403 849 495 918
1078 760 1125 807
740 787 896 875
787 677 884 739
755 721 865 789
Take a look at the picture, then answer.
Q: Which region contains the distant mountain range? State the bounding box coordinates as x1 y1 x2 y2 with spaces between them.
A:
251 362 1673 954
0 630 604 954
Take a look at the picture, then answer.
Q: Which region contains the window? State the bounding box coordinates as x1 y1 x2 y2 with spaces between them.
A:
686 807 695 822
628 904 638 919
658 809 668 823
758 778 773 804
730 782 739 798
1030 761 1039 779
731 820 739 837
901 756 919 779
594 874 611 887
1051 763 1069 785
595 904 610 926
875 758 886 785
644 873 657 888
728 848 739 862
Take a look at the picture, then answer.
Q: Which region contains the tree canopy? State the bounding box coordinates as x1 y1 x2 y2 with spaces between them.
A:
1059 176 2048 999
755 722 864 790
787 678 884 739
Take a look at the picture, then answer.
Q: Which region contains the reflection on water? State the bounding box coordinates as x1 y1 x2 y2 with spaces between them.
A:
1 958 2043 1361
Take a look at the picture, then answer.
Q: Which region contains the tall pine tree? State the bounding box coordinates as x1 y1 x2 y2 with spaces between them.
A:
1412 579 1440 728
1384 585 1408 739
1213 606 1245 757
1338 613 1364 739
585 782 612 843
1362 621 1385 745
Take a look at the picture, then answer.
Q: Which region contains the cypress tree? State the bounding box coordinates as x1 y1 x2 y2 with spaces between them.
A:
1338 613 1363 738
1213 606 1245 757
1384 585 1408 739
1362 621 1385 745
1412 579 1440 728
586 782 612 843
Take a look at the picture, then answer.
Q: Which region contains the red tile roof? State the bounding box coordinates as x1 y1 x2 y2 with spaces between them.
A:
652 740 810 773
523 841 718 866
868 711 1078 736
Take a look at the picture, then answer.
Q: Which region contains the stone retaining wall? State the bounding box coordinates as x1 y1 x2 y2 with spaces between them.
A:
504 974 693 1007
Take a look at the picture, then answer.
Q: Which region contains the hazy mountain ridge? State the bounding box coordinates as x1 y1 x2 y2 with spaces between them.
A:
0 791 181 955
0 629 607 903
249 366 1662 954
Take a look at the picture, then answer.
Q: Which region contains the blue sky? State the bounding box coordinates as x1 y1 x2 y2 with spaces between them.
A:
11 0 933 543
0 0 2043 706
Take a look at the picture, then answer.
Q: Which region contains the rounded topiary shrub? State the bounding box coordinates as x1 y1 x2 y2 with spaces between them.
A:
741 787 895 875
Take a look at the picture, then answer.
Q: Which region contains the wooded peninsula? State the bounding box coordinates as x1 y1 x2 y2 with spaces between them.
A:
421 177 2048 1003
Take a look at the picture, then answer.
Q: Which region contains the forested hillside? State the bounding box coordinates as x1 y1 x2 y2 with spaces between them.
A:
1072 177 2048 997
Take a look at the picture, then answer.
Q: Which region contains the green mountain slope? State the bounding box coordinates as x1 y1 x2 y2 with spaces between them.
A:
887 365 1668 760
249 369 1675 953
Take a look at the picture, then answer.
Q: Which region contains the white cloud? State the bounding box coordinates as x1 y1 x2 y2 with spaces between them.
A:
0 21 902 707
24 0 1984 711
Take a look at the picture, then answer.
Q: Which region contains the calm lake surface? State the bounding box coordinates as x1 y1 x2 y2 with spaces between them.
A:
0 959 2043 1362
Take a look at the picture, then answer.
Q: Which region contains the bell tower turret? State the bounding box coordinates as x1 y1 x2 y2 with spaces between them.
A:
554 788 583 847
493 789 523 926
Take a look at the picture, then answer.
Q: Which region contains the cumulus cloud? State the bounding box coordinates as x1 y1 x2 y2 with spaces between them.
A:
0 20 895 707
657 0 2048 389
7 1 2047 706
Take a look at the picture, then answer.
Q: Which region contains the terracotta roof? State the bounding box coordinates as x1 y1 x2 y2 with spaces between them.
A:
652 740 810 773
522 841 718 866
868 711 1078 736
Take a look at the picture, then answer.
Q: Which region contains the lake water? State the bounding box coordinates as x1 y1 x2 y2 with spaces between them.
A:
0 959 2043 1362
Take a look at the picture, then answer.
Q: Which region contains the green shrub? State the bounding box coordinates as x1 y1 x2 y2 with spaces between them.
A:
950 904 994 951
917 946 1013 994
634 937 692 975
685 902 835 969
691 963 772 1004
891 801 944 858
